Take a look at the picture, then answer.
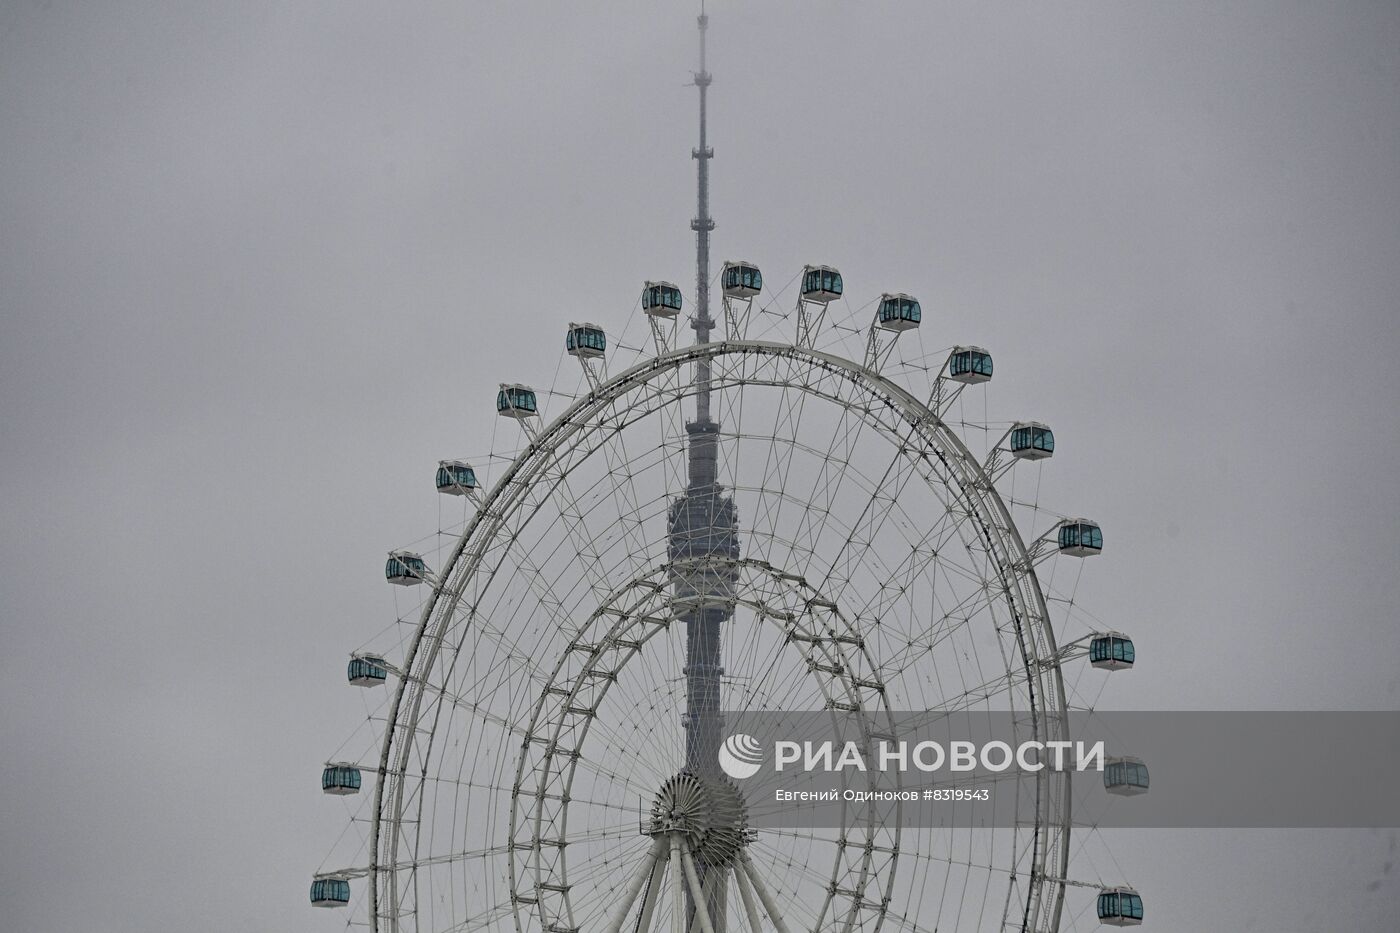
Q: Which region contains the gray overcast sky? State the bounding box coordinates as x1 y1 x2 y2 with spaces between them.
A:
2 1 1398 930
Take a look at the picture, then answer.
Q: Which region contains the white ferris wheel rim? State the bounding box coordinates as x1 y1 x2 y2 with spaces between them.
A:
362 338 1074 933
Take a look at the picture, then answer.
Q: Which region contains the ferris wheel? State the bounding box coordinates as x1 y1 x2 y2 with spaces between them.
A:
310 9 1146 933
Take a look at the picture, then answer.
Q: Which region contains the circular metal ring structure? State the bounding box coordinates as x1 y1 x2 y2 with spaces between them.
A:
363 340 1072 933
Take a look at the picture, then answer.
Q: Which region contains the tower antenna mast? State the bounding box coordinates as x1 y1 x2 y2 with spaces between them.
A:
691 0 715 352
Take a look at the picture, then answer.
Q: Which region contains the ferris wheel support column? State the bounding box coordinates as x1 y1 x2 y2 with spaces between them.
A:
634 853 667 933
671 834 687 933
737 853 794 933
732 860 764 933
679 840 720 933
604 836 670 933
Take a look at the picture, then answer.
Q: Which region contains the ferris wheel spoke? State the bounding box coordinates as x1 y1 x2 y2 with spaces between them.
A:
435 609 557 695
845 502 983 623
722 373 900 592
741 377 815 568
877 906 948 933
784 404 872 573
436 900 517 933
546 465 628 601
816 426 939 616
595 421 669 582
855 577 1004 685
744 829 885 931
918 664 1048 716
543 397 680 591
743 839 833 903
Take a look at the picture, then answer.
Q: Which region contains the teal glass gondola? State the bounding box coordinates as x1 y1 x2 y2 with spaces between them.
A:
566 323 606 359
386 550 428 586
800 265 843 304
436 460 477 496
496 384 538 418
948 346 993 385
1010 422 1054 460
1057 520 1103 556
321 763 362 796
1104 757 1150 797
643 281 683 318
876 292 921 332
721 261 763 299
347 655 388 686
1090 633 1135 671
311 876 350 907
1097 887 1144 926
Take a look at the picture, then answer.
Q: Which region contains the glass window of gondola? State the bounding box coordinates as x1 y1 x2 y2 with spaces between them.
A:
950 348 993 378
436 462 477 492
1010 423 1054 455
567 324 606 355
497 385 537 414
386 552 427 581
1090 634 1134 666
1059 521 1103 551
322 764 362 794
723 263 762 294
311 877 350 906
1105 759 1150 791
800 266 843 303
645 282 682 313
348 656 388 685
1097 889 1143 924
878 293 921 327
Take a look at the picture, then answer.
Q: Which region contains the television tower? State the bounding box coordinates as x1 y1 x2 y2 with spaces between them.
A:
666 1 740 928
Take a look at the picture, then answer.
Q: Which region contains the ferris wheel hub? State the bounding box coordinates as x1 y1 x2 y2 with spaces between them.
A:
647 771 751 866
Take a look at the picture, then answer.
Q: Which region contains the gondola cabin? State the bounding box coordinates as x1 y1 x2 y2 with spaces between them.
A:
1090 632 1135 671
311 875 350 908
1097 886 1143 926
1009 422 1054 460
643 281 683 319
386 550 428 586
566 322 606 359
321 763 362 796
948 346 993 385
876 293 921 332
436 460 477 496
800 265 843 304
721 261 763 299
1057 519 1103 557
1103 757 1150 797
347 655 388 686
497 384 538 419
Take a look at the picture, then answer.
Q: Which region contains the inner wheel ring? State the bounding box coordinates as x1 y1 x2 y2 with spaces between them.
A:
506 558 900 933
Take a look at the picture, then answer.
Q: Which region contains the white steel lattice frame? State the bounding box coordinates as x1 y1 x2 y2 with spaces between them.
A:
348 340 1076 933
